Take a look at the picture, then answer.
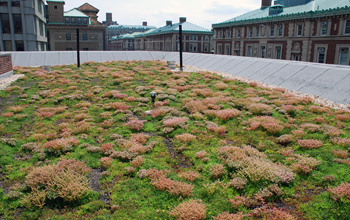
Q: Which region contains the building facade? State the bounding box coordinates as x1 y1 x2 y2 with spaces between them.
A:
134 17 214 53
108 32 144 51
105 22 156 50
0 0 47 51
212 0 350 65
46 1 105 51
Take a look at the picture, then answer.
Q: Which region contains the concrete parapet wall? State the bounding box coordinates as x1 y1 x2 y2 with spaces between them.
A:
5 51 350 105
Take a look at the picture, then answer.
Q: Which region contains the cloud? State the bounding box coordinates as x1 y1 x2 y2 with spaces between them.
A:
61 0 261 29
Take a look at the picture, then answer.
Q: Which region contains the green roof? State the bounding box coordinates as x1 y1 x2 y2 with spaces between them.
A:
109 32 144 41
46 0 65 3
64 8 89 17
142 21 213 36
213 0 350 27
107 25 157 30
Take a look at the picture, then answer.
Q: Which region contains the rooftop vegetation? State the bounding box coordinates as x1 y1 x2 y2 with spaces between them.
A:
0 60 349 219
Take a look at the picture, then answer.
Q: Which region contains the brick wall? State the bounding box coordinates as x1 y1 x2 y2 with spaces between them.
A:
0 54 13 75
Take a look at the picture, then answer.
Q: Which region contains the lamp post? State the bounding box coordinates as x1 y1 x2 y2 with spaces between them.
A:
76 28 81 69
151 91 156 104
179 24 183 71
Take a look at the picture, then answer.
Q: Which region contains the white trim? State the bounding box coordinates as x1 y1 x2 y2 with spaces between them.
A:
334 44 350 65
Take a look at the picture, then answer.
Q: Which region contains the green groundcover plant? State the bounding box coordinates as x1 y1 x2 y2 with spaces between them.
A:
0 60 349 219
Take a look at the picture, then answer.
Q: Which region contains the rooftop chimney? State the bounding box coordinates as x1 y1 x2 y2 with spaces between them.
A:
106 13 112 26
143 21 147 26
166 20 172 26
261 0 272 9
179 17 186 23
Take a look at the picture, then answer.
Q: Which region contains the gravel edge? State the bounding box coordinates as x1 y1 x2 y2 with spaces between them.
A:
0 74 25 91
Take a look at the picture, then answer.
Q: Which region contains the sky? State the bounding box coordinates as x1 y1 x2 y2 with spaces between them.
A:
63 0 262 30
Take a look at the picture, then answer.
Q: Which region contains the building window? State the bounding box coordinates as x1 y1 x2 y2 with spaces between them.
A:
204 44 209 52
1 14 10 34
12 1 20 7
37 0 42 13
226 30 231 38
256 26 259 37
65 17 70 23
190 35 197 40
237 29 241 38
189 43 197 52
278 25 283 36
321 21 328 35
293 54 300 61
205 36 209 41
249 27 253 37
0 2 8 6
261 46 266 58
225 45 230 55
54 5 58 9
339 48 349 65
66 34 71 41
247 46 252 57
270 25 275 37
344 20 350 34
218 30 223 38
13 14 23 34
275 46 281 59
77 18 81 23
317 47 326 63
4 40 12 51
83 18 88 24
82 34 88 41
217 44 222 54
71 17 76 23
66 48 72 51
39 21 43 36
297 24 303 36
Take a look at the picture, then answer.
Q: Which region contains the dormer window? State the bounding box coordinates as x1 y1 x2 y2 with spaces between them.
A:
71 17 76 23
65 17 70 23
77 18 81 23
83 18 88 24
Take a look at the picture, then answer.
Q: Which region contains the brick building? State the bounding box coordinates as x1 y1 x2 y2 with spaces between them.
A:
46 1 105 51
105 21 156 50
134 17 214 53
108 32 144 50
212 0 350 65
0 0 47 51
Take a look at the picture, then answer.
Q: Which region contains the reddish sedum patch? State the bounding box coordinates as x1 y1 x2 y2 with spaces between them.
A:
298 139 323 149
328 182 350 202
124 119 145 131
175 133 196 143
163 117 188 127
332 149 349 159
43 137 79 151
169 199 206 220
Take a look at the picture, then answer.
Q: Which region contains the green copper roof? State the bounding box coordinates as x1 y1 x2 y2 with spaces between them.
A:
64 8 89 17
134 29 157 38
46 0 65 3
213 0 350 27
109 32 144 41
107 25 157 30
143 21 213 36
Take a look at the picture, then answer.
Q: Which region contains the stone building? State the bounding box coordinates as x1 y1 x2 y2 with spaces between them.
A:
212 0 350 65
108 32 144 51
135 17 214 53
46 1 105 51
105 21 156 50
0 0 47 51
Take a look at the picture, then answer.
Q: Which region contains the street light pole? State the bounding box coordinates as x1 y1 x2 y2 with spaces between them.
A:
76 28 80 69
179 24 183 71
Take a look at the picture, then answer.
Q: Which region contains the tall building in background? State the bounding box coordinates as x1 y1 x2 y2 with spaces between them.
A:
0 0 47 51
46 1 105 51
103 12 155 50
213 0 350 65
